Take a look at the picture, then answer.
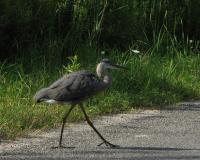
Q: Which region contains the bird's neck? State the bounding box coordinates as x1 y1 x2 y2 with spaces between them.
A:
96 63 112 85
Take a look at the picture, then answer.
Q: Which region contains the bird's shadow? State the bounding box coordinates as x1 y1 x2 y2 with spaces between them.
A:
109 146 200 151
1 146 200 160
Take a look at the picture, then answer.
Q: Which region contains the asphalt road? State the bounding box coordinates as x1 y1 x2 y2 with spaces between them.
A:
1 102 200 160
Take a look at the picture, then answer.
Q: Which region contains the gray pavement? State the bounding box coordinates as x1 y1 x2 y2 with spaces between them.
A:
1 102 200 160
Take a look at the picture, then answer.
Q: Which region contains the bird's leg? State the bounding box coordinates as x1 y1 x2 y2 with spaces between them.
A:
79 103 117 148
52 104 75 149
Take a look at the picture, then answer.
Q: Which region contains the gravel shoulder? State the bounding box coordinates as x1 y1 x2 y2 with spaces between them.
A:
1 102 200 160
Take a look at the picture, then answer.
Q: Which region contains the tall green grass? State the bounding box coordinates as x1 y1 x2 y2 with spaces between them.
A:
0 0 199 58
1 46 200 139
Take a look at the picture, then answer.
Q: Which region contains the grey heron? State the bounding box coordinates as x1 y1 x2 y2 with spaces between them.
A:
33 58 127 148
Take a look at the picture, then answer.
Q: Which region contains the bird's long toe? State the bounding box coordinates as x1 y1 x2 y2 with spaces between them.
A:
97 141 119 148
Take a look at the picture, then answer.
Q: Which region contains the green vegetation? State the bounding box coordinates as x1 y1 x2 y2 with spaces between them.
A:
0 0 199 139
1 49 200 139
0 0 199 57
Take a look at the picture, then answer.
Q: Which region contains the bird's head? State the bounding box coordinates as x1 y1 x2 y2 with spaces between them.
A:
99 58 128 70
96 58 128 78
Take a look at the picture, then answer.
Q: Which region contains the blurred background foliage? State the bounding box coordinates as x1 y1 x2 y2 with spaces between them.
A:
0 0 199 60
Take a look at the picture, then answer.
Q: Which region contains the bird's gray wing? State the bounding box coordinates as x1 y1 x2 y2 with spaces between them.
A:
47 71 100 102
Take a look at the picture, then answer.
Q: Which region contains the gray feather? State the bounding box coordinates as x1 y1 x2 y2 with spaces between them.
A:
33 70 105 103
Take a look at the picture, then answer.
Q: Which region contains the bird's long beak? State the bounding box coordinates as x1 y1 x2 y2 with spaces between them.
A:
111 63 128 70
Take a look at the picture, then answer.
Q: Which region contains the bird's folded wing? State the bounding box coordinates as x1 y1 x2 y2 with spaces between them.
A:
47 71 100 102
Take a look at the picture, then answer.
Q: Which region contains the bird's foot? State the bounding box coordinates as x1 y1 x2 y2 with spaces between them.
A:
51 145 75 149
97 141 119 148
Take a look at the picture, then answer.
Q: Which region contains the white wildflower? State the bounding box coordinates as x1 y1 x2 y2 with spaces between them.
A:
101 51 105 55
131 49 140 54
